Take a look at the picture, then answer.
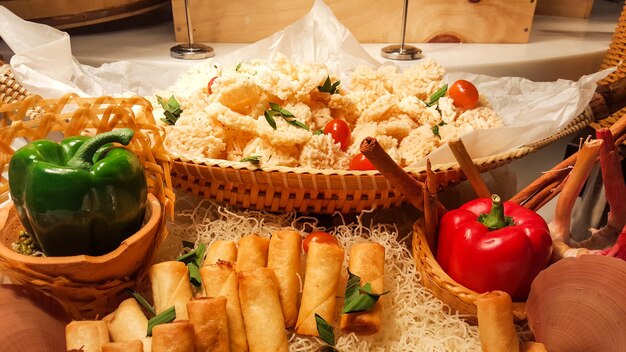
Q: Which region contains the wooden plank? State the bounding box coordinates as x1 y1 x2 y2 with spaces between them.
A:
535 0 595 18
172 0 537 44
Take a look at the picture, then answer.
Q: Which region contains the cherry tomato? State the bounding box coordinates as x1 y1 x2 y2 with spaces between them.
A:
207 76 218 94
449 80 479 109
349 153 376 171
303 231 340 253
324 119 351 150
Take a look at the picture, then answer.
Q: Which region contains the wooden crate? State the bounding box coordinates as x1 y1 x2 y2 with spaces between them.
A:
535 0 595 18
0 0 168 29
172 0 537 44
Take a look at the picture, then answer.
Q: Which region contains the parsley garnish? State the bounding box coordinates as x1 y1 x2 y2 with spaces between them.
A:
240 155 261 165
147 306 176 336
425 84 448 107
318 76 341 94
264 103 309 130
315 314 335 346
177 243 206 287
235 63 241 71
156 95 183 125
432 121 447 139
342 271 389 314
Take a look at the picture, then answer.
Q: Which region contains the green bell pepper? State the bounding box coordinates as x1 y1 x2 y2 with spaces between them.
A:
8 128 148 256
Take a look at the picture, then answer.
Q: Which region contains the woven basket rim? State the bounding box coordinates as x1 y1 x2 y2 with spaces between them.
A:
0 194 161 265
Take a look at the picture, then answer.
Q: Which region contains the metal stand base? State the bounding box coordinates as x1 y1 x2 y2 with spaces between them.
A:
170 44 215 60
380 44 422 61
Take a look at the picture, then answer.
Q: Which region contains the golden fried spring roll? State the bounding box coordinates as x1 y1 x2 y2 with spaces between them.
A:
236 235 270 272
296 242 345 336
149 261 193 320
340 242 385 335
201 261 249 352
267 229 302 328
187 297 230 352
238 268 288 352
476 291 520 352
151 320 195 352
102 340 143 352
520 342 548 352
206 240 238 264
66 320 109 352
103 298 152 352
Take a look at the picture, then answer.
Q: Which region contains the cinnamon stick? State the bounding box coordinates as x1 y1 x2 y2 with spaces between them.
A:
448 138 491 199
423 160 439 252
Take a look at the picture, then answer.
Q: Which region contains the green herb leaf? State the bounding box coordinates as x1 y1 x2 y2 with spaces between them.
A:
265 103 308 130
264 110 277 130
438 121 447 126
235 62 241 71
426 84 448 107
313 129 324 135
315 313 335 346
318 76 341 95
240 155 261 164
342 271 389 314
128 289 156 317
147 306 176 336
177 243 206 287
155 95 183 125
432 125 441 139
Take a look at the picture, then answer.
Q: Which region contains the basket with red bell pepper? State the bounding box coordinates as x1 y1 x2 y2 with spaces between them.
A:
436 194 552 301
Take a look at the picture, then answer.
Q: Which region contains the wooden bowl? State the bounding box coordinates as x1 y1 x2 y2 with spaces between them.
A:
0 194 161 283
412 218 526 324
0 284 69 352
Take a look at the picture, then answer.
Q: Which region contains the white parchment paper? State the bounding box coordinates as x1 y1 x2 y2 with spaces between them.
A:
0 0 610 165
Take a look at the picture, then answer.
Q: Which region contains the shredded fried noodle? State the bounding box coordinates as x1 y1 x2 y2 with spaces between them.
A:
162 196 481 352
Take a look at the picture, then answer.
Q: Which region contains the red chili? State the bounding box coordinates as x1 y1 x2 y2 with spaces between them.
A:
207 76 218 94
436 194 552 300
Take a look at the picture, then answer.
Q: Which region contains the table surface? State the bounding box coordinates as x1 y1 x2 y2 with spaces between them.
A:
0 1 622 81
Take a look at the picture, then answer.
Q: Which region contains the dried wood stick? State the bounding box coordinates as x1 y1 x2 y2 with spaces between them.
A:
448 138 491 198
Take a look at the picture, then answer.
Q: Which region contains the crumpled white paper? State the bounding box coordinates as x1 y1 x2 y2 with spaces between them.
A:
0 0 610 165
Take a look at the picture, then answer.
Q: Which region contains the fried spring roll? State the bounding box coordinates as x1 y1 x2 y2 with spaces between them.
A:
520 342 548 352
102 340 143 352
103 298 151 352
149 261 193 320
296 242 345 336
267 230 302 328
236 235 270 272
476 291 520 352
187 297 230 352
151 320 195 352
340 242 385 335
238 268 288 352
201 261 249 352
66 320 109 352
206 240 238 264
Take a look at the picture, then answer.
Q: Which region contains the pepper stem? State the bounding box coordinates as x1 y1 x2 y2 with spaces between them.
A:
66 128 135 169
478 194 512 230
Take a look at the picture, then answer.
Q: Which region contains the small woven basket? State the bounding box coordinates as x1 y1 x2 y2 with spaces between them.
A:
0 94 175 319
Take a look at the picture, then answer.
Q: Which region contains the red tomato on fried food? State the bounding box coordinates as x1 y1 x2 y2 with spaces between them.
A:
349 153 376 171
303 231 340 253
324 119 351 151
449 80 479 109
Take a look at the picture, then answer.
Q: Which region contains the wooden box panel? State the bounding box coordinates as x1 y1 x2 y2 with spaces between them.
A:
172 0 537 44
535 0 595 18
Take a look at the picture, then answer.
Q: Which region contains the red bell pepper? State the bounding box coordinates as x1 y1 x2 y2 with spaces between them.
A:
436 194 552 300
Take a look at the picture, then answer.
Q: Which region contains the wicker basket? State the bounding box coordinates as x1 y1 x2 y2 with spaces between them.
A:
170 108 594 214
0 94 175 319
411 111 626 325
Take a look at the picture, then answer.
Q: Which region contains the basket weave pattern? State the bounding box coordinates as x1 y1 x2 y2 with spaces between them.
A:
0 94 175 318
